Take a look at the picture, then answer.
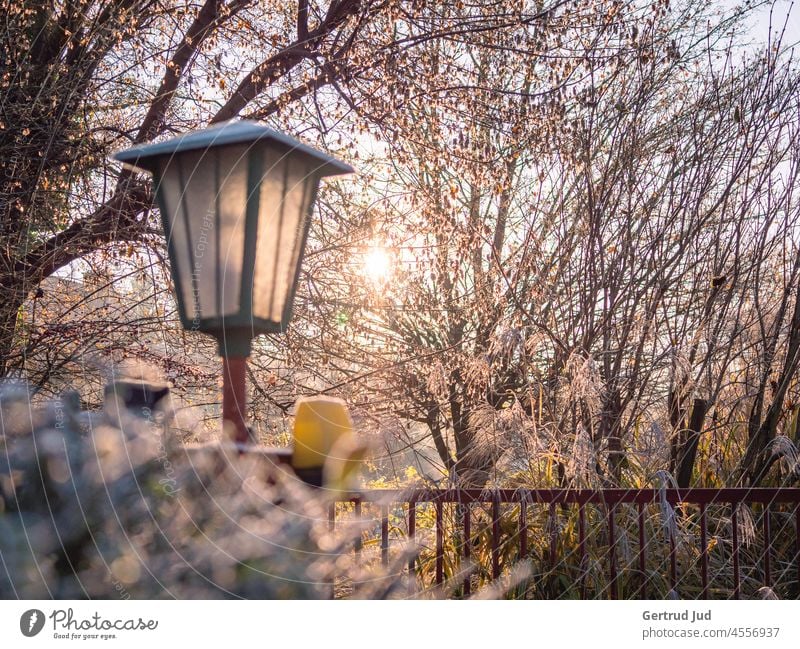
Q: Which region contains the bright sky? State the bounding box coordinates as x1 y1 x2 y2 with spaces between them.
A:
751 0 800 48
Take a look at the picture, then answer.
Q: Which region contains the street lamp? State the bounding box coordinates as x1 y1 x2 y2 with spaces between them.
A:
114 120 353 444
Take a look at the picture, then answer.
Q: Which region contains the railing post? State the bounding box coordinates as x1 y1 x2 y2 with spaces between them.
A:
638 502 646 599
435 498 444 586
763 504 772 588
462 496 472 597
549 502 558 572
407 499 416 596
608 502 618 600
700 503 708 598
795 504 800 595
492 496 501 580
380 504 389 567
579 502 587 600
732 502 741 600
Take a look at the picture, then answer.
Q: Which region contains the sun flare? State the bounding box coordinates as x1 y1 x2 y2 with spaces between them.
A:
363 246 391 284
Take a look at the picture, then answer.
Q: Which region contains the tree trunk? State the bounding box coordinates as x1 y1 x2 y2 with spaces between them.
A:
676 398 708 488
602 388 625 483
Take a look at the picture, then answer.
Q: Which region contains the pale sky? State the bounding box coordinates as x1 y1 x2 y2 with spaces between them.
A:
751 0 800 48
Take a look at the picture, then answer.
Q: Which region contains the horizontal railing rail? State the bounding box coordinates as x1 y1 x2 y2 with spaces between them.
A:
328 488 800 599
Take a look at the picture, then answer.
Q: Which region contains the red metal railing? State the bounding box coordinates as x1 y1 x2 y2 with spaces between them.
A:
329 488 800 599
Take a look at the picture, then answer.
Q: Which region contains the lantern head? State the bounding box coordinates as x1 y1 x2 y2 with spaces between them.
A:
114 121 353 356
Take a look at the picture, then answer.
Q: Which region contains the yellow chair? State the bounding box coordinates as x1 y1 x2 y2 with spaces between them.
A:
291 396 355 469
290 396 366 490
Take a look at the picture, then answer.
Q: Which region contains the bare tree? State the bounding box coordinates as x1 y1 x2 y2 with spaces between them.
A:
261 1 800 488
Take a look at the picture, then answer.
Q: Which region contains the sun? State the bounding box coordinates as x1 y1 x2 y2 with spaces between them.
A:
363 246 391 284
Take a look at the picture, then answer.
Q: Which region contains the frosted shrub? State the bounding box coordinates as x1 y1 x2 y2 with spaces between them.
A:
0 387 405 599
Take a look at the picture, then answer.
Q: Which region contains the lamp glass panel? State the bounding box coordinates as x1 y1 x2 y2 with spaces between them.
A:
213 144 249 316
252 149 315 322
156 159 195 319
159 145 250 321
279 172 316 321
176 148 219 318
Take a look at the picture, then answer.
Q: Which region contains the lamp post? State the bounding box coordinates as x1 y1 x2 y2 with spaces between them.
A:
114 121 352 445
